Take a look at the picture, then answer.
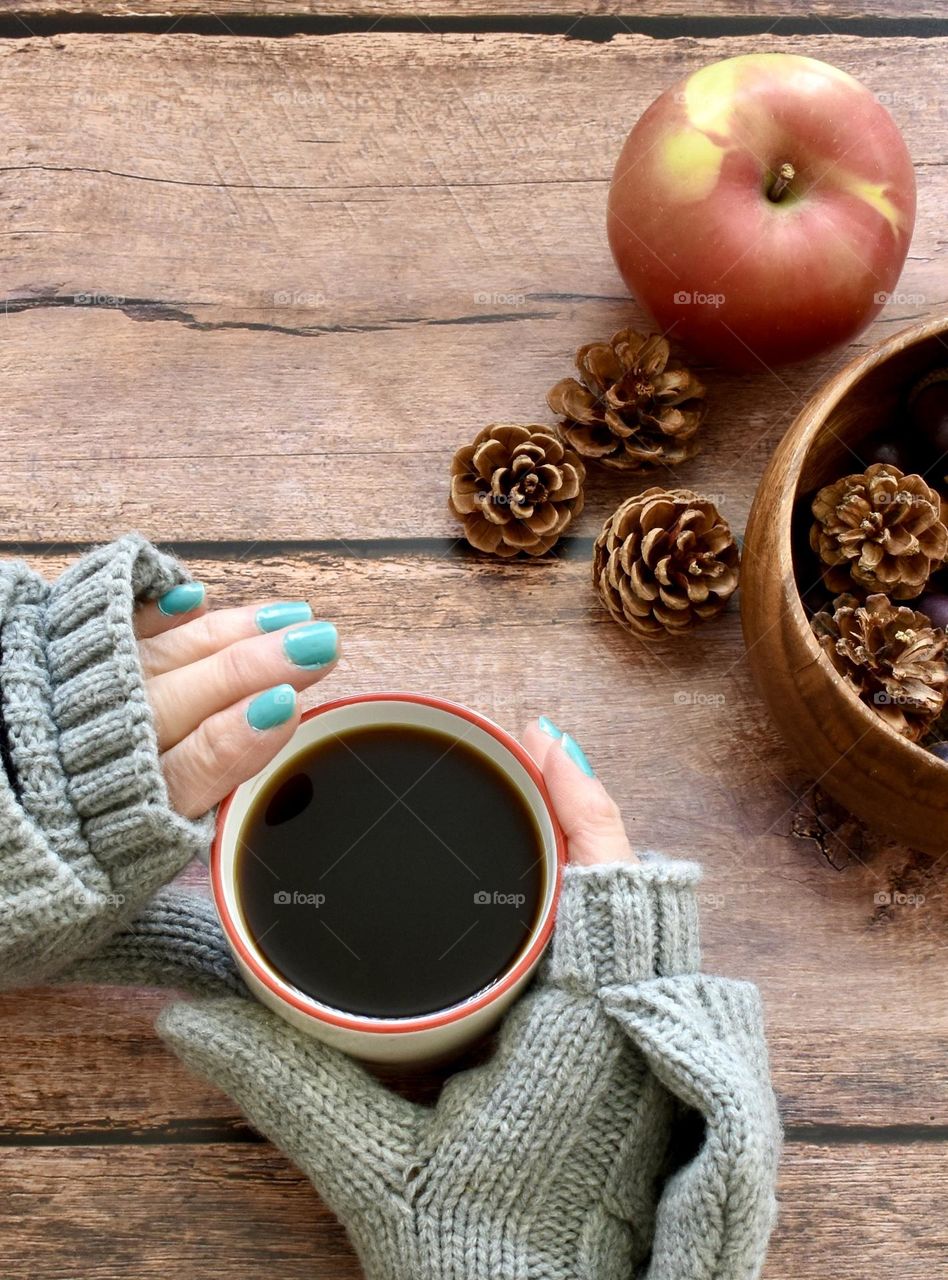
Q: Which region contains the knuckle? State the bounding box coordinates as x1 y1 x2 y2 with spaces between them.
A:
177 716 245 803
192 715 245 791
187 613 218 653
585 787 623 828
217 637 262 692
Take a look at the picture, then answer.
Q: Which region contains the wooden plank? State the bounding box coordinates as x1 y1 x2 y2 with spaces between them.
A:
1 550 945 1129
3 983 947 1133
0 33 945 540
8 3 948 21
0 1141 944 1278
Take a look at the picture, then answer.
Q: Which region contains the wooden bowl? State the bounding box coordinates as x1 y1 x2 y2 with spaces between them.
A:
742 315 948 854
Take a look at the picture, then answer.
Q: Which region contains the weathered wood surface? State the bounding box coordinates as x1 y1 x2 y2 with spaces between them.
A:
1 16 946 1280
0 550 945 1133
1 1142 945 1279
0 33 945 540
10 1 948 20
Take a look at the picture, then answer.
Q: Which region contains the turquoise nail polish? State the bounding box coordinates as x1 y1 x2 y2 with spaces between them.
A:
561 732 595 777
157 582 205 616
538 716 563 740
283 620 338 669
256 601 313 633
247 684 296 731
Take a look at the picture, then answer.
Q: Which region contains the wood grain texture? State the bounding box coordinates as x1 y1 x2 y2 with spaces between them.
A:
3 984 948 1133
0 33 945 540
1 549 946 1132
8 1 948 20
2 22 947 1279
1 1141 945 1279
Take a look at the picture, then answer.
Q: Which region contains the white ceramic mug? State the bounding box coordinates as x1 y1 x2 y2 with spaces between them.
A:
211 693 565 1064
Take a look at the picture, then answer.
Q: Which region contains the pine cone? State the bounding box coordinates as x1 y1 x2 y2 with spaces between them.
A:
810 463 948 600
547 329 706 472
811 593 948 741
449 424 585 558
593 488 740 636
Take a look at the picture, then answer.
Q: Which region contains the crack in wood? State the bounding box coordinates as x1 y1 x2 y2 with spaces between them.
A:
2 294 556 337
0 536 599 561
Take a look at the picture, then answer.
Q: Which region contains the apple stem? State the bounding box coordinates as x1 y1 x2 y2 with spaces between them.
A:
768 162 795 202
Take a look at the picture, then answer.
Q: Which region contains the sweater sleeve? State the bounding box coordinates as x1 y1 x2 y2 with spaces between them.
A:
548 859 781 1280
0 536 213 990
544 853 703 988
522 857 779 1280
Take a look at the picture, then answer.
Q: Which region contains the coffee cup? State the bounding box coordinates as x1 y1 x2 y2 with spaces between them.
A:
210 693 565 1064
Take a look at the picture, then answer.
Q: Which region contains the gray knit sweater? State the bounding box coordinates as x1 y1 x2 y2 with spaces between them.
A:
0 538 781 1280
0 535 211 986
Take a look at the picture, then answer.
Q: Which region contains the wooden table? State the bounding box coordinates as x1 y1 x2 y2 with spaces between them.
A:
1 4 946 1276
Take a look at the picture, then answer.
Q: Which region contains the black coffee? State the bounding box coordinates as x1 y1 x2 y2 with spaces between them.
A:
235 723 546 1018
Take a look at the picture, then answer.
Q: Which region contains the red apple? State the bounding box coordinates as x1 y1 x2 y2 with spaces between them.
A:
607 53 916 369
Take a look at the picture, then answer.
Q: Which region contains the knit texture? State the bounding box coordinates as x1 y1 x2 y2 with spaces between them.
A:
0 535 212 988
159 861 781 1280
63 887 244 996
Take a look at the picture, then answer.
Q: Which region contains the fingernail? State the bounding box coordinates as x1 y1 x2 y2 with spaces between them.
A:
561 732 595 777
255 601 313 633
157 582 205 616
247 684 297 731
538 715 563 740
283 620 338 669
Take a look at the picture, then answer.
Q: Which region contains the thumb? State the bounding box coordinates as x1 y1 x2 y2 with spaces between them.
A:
522 718 636 867
158 997 423 1216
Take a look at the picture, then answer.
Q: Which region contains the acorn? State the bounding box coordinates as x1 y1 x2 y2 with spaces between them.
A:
861 436 912 472
909 370 948 480
917 591 948 632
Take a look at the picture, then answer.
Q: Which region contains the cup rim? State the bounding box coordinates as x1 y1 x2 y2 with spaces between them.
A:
211 692 567 1035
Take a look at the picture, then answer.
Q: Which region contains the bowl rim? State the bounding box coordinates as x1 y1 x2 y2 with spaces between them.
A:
773 312 948 766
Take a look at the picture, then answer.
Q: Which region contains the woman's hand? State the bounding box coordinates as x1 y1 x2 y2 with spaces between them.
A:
137 584 339 819
522 716 638 867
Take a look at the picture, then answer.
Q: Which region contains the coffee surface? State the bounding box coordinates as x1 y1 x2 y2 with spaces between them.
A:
236 723 546 1018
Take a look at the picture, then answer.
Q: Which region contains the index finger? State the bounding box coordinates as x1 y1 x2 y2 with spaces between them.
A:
135 582 208 640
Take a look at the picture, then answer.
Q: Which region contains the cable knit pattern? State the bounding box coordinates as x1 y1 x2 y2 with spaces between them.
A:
0 536 212 988
158 864 781 1280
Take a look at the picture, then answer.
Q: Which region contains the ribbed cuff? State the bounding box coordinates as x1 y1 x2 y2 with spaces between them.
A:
42 535 212 880
60 889 244 996
546 855 701 990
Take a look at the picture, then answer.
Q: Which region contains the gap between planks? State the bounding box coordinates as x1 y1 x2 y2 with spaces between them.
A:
2 1120 948 1148
1 15 947 42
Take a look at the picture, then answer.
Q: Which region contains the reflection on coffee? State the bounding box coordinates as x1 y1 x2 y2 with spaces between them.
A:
235 724 546 1018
